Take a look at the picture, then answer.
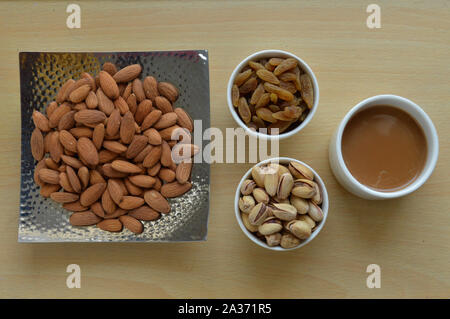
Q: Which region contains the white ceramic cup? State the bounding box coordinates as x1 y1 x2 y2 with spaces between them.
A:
227 50 319 140
235 157 329 251
329 95 439 200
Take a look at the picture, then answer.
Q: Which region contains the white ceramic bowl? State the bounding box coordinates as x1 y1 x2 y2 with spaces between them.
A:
227 50 319 140
329 95 439 200
234 157 329 251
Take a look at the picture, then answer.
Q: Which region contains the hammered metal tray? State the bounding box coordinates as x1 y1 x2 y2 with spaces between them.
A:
19 51 210 242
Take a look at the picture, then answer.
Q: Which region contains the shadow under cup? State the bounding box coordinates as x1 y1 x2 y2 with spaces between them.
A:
329 95 439 200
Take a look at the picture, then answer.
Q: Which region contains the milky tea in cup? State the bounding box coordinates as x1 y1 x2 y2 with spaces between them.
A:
341 105 427 192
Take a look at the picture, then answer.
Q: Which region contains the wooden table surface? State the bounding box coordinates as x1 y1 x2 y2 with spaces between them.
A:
0 0 449 298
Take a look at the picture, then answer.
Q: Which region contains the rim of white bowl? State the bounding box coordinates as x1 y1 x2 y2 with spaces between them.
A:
234 157 329 251
227 50 320 141
334 94 439 199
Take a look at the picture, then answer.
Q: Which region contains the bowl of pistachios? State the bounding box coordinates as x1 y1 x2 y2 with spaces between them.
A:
235 157 328 251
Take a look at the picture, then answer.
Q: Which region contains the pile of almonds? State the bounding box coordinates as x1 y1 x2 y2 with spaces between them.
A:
30 62 197 234
238 161 324 248
231 57 314 135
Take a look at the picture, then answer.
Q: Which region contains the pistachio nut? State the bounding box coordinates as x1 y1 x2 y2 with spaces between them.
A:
308 201 324 222
258 217 283 235
271 203 297 221
268 163 290 177
291 179 317 199
280 233 300 249
297 214 316 229
251 166 265 188
265 233 282 247
311 182 323 205
241 213 258 232
248 202 270 226
290 220 311 239
277 172 294 199
252 187 269 204
238 195 255 214
264 171 278 197
288 161 314 180
284 220 297 232
290 195 309 214
240 179 256 196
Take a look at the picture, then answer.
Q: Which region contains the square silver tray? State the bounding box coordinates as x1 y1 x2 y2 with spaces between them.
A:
19 51 210 242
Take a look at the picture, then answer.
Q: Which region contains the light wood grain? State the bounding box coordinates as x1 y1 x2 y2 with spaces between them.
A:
0 0 449 298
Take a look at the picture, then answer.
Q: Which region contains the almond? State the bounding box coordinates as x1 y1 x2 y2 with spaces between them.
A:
90 169 106 185
159 168 176 183
154 112 178 130
118 196 144 210
80 182 106 206
159 125 182 140
49 131 63 163
124 178 143 196
70 127 93 138
114 96 129 115
56 79 75 103
147 162 161 176
176 161 193 184
63 200 87 212
60 154 83 169
128 205 160 221
113 64 142 83
144 190 170 213
128 175 156 188
66 165 82 193
82 72 97 91
74 109 107 126
49 103 72 128
44 158 59 170
106 109 121 137
77 166 89 189
133 145 152 163
50 191 79 203
97 219 122 232
99 70 119 99
111 160 142 173
126 135 148 159
119 215 144 234
143 76 159 102
77 137 99 166
134 99 152 124
91 201 106 218
122 82 132 100
92 123 105 150
46 101 58 118
73 102 87 112
34 160 46 186
70 211 102 226
160 181 192 198
154 96 173 114
59 172 74 191
67 78 91 98
31 128 44 161
141 109 162 131
85 91 98 109
102 62 118 76
58 110 76 131
40 183 61 197
38 168 60 184
98 149 118 163
69 84 91 103
144 128 162 145
143 145 162 168
174 108 194 132
101 189 116 214
59 130 77 153
103 140 127 154
96 88 115 115
120 111 135 144
32 110 50 132
102 163 128 178
158 82 179 103
126 93 137 114
107 179 123 205
132 78 146 102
